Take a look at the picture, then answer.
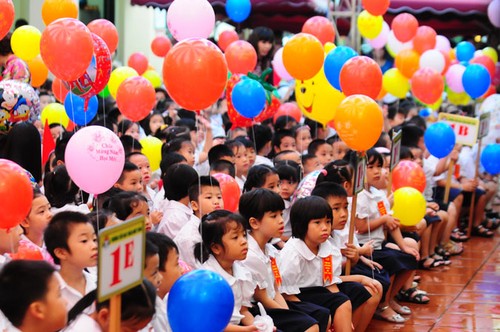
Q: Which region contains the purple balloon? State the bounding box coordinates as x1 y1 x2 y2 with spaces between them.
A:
488 0 500 28
445 64 466 93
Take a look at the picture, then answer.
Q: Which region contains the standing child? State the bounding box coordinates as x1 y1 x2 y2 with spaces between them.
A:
104 191 154 231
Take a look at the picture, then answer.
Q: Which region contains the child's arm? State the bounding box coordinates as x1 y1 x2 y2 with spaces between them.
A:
388 227 420 260
282 293 301 302
340 243 360 267
358 240 374 257
355 215 395 234
253 287 285 310
339 274 380 295
196 116 213 164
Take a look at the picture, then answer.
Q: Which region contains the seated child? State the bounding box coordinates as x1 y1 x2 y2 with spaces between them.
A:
308 139 334 167
302 154 321 176
113 161 143 193
243 165 281 195
104 191 153 231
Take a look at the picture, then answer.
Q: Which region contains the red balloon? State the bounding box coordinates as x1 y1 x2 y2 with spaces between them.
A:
64 33 112 100
87 19 119 54
151 35 172 57
218 30 239 52
480 84 496 99
392 13 418 43
470 55 496 80
339 56 382 99
362 0 390 16
0 0 15 40
128 52 149 76
411 68 444 105
52 77 69 103
11 245 44 260
301 16 335 45
212 173 240 212
163 38 228 111
413 26 436 54
40 18 94 82
273 102 302 123
392 160 426 192
0 159 33 229
225 40 257 74
116 76 156 122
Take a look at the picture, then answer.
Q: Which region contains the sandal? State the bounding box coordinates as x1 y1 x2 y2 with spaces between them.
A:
471 225 494 238
431 253 451 266
450 228 469 242
413 275 421 283
443 241 464 256
435 245 451 261
397 287 430 304
482 215 500 231
390 300 412 315
418 257 443 270
373 306 407 323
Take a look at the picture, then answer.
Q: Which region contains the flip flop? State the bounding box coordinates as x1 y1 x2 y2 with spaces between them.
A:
373 306 406 323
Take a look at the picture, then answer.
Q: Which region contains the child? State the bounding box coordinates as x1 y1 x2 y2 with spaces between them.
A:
19 187 54 264
44 165 90 214
144 240 163 290
236 137 256 169
0 260 67 332
294 125 312 155
302 154 321 176
239 189 328 332
104 191 153 231
87 209 120 234
174 176 224 268
44 211 98 310
226 139 250 190
113 162 143 193
243 165 281 195
208 144 235 166
65 279 156 331
141 111 165 136
163 138 196 167
308 139 334 167
127 152 156 201
272 130 296 156
248 124 273 167
275 161 301 241
117 119 140 140
210 160 236 178
195 212 267 331
327 135 349 161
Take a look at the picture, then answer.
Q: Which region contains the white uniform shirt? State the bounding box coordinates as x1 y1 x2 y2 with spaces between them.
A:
173 216 202 269
355 188 387 250
278 238 342 295
423 155 439 201
282 200 292 239
56 271 96 311
202 256 255 325
138 295 170 332
254 155 274 167
156 200 196 239
63 313 102 332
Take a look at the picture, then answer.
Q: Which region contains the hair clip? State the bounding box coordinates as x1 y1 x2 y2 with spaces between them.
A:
320 169 328 176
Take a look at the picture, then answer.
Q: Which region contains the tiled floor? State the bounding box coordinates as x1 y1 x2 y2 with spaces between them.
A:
366 231 500 331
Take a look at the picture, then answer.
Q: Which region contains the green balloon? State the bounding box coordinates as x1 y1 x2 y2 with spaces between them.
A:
98 85 110 98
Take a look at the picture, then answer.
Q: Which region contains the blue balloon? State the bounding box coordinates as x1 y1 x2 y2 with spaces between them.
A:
462 64 491 99
323 46 358 90
226 0 251 23
168 270 234 332
455 41 475 62
419 108 432 118
481 144 500 175
64 93 98 126
424 122 456 158
231 77 266 118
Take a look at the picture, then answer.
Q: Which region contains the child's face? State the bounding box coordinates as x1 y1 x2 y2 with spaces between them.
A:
262 173 281 195
257 40 273 57
22 195 53 236
195 185 223 217
216 222 248 262
144 253 163 290
277 136 296 153
126 200 152 231
295 128 312 153
124 123 140 140
179 141 195 167
40 273 68 331
315 143 334 166
257 210 284 239
233 146 249 177
280 179 298 200
410 147 423 167
304 217 332 249
149 115 164 135
64 223 97 268
303 157 321 175
0 225 22 254
159 249 183 298
50 125 64 143
366 159 382 187
326 196 349 230
116 170 143 193
246 147 256 168
332 140 348 160
129 154 152 186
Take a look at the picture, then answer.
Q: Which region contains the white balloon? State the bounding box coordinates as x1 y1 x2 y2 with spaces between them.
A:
434 35 451 52
386 30 413 57
419 49 445 74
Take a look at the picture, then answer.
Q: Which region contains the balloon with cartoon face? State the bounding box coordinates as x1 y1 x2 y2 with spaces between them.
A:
0 80 41 128
295 67 345 125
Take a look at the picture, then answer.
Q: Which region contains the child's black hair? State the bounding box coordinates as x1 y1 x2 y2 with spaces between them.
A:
243 164 278 193
116 162 140 184
272 130 294 152
43 165 79 208
311 182 348 201
163 163 199 201
274 150 300 164
126 151 148 162
0 260 56 327
44 211 91 265
120 135 142 155
87 209 114 234
160 152 187 178
208 144 235 165
239 189 285 228
146 232 178 272
316 160 354 186
145 239 159 268
326 133 341 145
225 139 245 153
274 116 298 133
210 160 236 178
307 139 328 156
302 153 316 165
188 176 221 202
247 124 272 154
162 137 192 155
374 132 390 148
194 211 244 263
366 148 384 167
400 145 414 160
290 196 333 241
54 132 73 165
235 136 254 150
275 160 300 183
304 118 324 139
117 119 137 137
103 191 148 221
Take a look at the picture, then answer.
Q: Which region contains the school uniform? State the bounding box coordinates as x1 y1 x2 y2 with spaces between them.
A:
156 200 197 239
282 200 292 239
241 235 327 332
173 216 202 269
202 256 256 325
254 155 274 167
236 176 246 192
18 234 54 265
138 295 170 332
63 313 102 331
56 271 96 311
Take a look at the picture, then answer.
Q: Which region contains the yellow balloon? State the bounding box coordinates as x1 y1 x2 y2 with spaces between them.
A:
140 136 162 172
108 66 139 99
446 88 471 106
357 10 383 39
295 67 345 125
324 42 336 54
382 68 409 98
142 70 162 89
392 187 426 226
11 25 41 61
425 96 442 111
482 47 498 63
41 103 70 128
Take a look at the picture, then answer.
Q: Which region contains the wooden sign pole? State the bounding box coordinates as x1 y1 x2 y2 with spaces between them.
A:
345 195 358 276
109 294 121 332
466 139 483 237
443 159 455 204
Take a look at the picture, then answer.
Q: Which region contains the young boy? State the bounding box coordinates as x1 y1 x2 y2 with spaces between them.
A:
226 140 249 191
210 160 236 178
248 124 273 167
302 154 321 176
0 260 68 332
174 176 223 268
44 211 98 310
327 135 350 161
139 239 163 332
114 161 143 193
308 139 334 167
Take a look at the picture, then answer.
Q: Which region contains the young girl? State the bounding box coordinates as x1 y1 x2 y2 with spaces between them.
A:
117 119 140 140
239 189 328 332
227 140 250 190
243 165 281 195
247 26 275 82
140 111 165 137
279 196 379 332
194 212 267 331
294 125 312 155
275 161 300 241
163 138 196 167
104 191 153 231
44 165 90 214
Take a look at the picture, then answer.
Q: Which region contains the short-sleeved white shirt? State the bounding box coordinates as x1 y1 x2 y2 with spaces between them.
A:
156 200 196 239
355 188 387 250
56 271 96 311
173 216 202 269
63 313 102 331
423 155 439 201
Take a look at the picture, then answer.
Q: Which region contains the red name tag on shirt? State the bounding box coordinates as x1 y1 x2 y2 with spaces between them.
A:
270 257 282 287
377 201 387 216
322 256 333 284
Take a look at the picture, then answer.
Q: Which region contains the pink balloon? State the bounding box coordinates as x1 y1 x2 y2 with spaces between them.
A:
434 35 451 52
368 21 389 49
488 0 500 28
445 64 466 93
65 126 125 194
272 47 293 81
167 0 215 41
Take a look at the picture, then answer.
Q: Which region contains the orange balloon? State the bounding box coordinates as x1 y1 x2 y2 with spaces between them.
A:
411 68 444 105
52 77 69 103
480 85 496 99
163 38 228 111
128 52 149 75
302 16 336 45
339 56 382 99
391 13 418 43
376 86 387 100
362 0 390 16
116 76 156 122
151 35 172 57
40 18 94 82
27 56 49 88
225 40 257 74
87 19 118 54
334 95 383 151
0 0 15 40
392 160 426 192
218 30 239 52
395 49 420 78
413 26 436 54
41 0 78 26
283 33 324 80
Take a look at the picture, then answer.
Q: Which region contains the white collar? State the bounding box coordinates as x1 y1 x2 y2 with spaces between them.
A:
290 238 333 261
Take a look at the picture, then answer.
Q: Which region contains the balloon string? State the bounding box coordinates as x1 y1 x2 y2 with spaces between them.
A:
9 228 15 255
197 112 203 263
96 195 100 235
